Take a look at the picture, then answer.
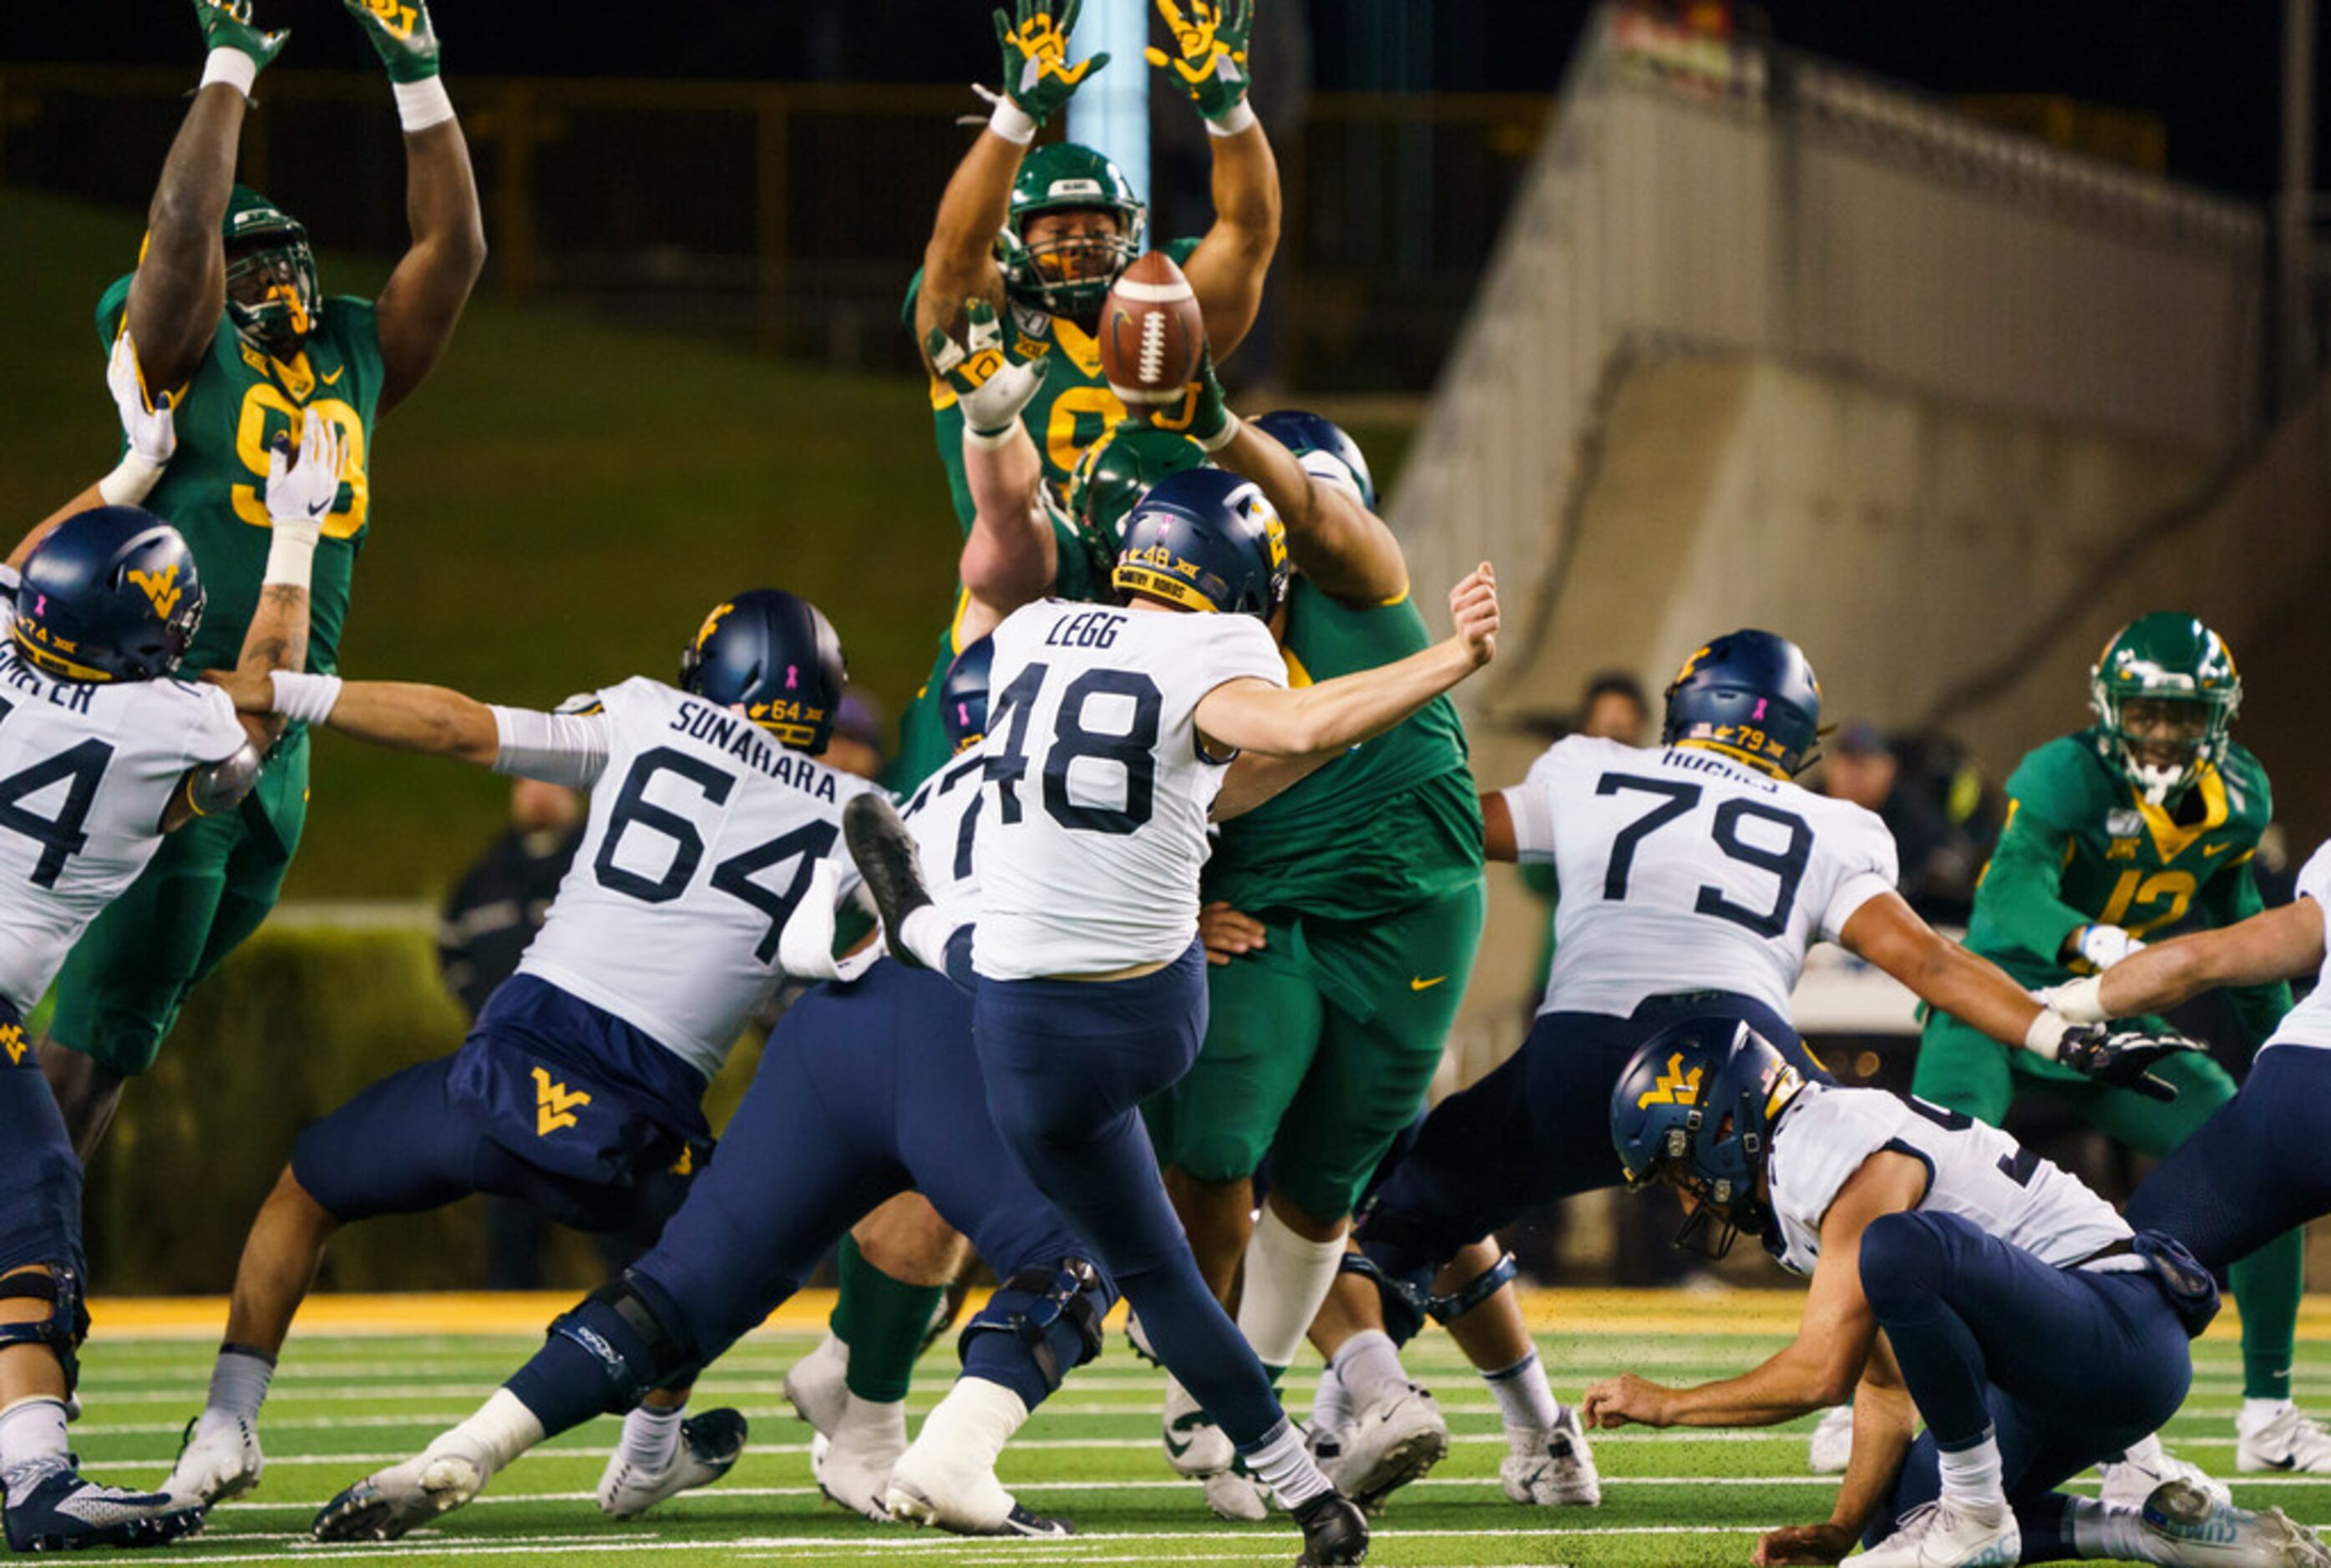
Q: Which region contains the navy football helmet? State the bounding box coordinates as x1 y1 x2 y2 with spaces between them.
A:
1661 630 1825 776
1612 1016 1808 1260
1113 468 1290 620
679 589 846 754
1252 409 1377 511
940 635 995 751
13 507 205 683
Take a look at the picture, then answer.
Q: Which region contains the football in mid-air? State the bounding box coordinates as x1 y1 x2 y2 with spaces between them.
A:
1099 251 1206 407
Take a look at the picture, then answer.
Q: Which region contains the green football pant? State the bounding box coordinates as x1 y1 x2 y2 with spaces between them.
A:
47 731 308 1076
1148 881 1486 1226
1915 1006 2303 1401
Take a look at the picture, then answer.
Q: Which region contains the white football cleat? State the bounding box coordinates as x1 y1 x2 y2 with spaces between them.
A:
1125 1312 1160 1368
1162 1376 1234 1478
2100 1436 2231 1510
1857 1497 2021 1568
1320 1383 1447 1510
2239 1403 2331 1474
1201 1464 1270 1521
597 1408 748 1520
311 1434 492 1543
885 1439 1071 1537
166 1413 263 1506
812 1392 905 1523
783 1333 849 1439
1501 1404 1601 1506
2142 1476 2331 1567
1809 1404 1854 1474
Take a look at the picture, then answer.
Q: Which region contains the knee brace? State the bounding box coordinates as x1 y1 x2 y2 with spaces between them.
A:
1337 1247 1517 1349
0 1267 91 1395
544 1272 697 1413
957 1257 1107 1394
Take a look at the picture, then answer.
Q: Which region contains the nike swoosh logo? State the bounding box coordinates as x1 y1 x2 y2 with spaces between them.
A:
2202 842 2232 857
321 367 345 385
1411 975 1447 991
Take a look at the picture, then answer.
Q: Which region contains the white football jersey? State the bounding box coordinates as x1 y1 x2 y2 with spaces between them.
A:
1505 736 1900 1019
1765 1081 2132 1277
517 676 875 1079
2263 838 2331 1054
0 637 247 1014
973 600 1285 980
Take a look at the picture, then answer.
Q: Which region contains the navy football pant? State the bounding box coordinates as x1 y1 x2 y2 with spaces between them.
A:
975 943 1289 1449
631 960 1104 1404
1859 1211 2195 1553
2126 1044 2331 1279
1358 991 1815 1288
0 999 82 1280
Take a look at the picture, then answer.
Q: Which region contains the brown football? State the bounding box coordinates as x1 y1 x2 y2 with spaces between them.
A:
1099 250 1206 407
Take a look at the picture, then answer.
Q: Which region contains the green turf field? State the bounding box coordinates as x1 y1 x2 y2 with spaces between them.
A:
66 1312 2331 1566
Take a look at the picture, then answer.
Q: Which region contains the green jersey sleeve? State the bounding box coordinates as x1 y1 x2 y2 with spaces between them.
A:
1978 741 2103 964
96 273 133 350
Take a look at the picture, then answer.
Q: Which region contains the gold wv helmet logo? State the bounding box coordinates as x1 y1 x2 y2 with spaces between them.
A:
126 564 183 619
1635 1051 1704 1110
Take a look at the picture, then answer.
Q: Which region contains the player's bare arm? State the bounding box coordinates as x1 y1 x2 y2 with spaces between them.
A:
351 0 486 414
1582 1152 1923 1430
2050 895 2328 1023
917 1 1107 355
225 418 342 751
1152 0 1280 359
1194 563 1496 756
1756 1337 1918 1566
937 301 1056 640
1480 789 1520 861
218 671 498 766
124 2 286 392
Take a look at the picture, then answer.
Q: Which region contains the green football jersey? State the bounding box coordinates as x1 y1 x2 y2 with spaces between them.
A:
1204 579 1483 918
97 275 382 676
1967 729 2273 985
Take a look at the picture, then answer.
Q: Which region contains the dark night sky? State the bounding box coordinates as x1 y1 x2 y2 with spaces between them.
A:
13 2 2304 199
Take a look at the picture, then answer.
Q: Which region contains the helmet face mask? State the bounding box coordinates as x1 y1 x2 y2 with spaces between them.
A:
2089 613 2241 806
222 189 319 361
1001 144 1147 321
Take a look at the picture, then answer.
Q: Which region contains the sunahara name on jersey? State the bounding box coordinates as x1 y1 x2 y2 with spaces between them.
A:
666 698 844 802
1505 735 1900 1021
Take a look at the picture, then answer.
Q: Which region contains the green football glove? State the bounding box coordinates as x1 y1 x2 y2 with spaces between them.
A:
1148 347 1235 451
927 298 1046 441
993 0 1108 129
1145 0 1253 124
342 0 441 82
191 0 288 74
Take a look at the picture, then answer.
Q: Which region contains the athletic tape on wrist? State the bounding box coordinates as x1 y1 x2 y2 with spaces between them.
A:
270 670 342 724
988 97 1039 145
1195 410 1241 453
200 48 259 100
262 529 321 589
1204 99 1258 137
2023 1010 2070 1061
97 454 166 508
393 76 456 132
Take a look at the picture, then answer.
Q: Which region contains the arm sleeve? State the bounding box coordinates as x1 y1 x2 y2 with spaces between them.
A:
1976 798 2092 964
489 706 612 789
1818 806 1903 943
2200 855 2295 1050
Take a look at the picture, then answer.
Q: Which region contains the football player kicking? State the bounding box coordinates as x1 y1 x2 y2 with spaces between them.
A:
849 468 1501 1566
167 594 874 1517
1585 1018 2329 1568
1301 631 2194 1510
0 414 332 1549
1909 615 2320 1480
296 646 1124 1544
24 0 484 1159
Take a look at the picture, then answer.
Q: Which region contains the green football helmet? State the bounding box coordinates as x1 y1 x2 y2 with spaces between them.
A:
1000 143 1146 321
1066 422 1207 586
221 185 319 361
2088 612 2242 805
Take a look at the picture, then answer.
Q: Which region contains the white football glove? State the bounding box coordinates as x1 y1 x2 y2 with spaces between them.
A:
2072 923 2145 972
97 331 175 506
266 414 346 541
927 297 1045 442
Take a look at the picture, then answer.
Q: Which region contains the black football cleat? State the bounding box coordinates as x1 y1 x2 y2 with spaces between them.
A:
843 793 933 965
1 1454 205 1552
1293 1488 1370 1565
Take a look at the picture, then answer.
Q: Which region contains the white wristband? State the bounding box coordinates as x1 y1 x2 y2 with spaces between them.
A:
97 453 167 508
2023 1010 2071 1061
987 96 1039 145
393 77 456 133
1204 99 1258 137
1195 410 1242 453
262 528 321 589
200 48 259 100
269 670 343 725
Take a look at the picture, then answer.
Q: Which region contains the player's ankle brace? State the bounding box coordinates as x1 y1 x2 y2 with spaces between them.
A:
958 1258 1108 1399
0 1267 90 1395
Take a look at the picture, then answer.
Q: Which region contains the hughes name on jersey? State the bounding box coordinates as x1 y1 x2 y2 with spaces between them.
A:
972 600 1285 981
1504 735 1899 1019
1765 1082 2133 1277
505 676 874 1080
0 619 248 1013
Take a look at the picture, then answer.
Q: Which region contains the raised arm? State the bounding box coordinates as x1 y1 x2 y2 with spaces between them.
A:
124 3 289 392
1148 0 1280 359
916 2 1107 354
1193 564 1496 757
345 0 486 416
932 301 1056 643
226 418 338 751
